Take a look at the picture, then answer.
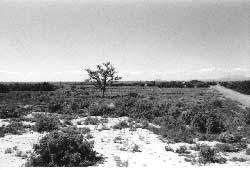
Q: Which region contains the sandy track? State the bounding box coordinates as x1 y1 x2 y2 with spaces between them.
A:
211 85 250 108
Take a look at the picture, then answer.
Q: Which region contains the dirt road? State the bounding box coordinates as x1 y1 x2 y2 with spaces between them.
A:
212 85 250 108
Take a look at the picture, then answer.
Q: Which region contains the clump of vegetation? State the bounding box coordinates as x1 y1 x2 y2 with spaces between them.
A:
113 120 129 129
219 132 243 144
215 143 240 153
113 136 124 144
33 114 61 132
5 148 13 154
84 117 100 125
0 105 23 119
175 145 190 154
113 156 129 167
128 92 139 98
245 148 250 155
64 119 73 126
78 127 91 134
86 134 94 139
88 103 115 116
165 145 174 152
25 128 102 167
198 145 226 164
230 157 247 162
48 101 62 113
131 144 141 152
0 121 25 136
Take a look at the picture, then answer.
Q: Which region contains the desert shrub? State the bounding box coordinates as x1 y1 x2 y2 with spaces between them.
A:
86 134 94 139
78 127 91 134
198 145 226 164
113 120 129 129
88 103 114 116
190 105 225 134
77 121 82 125
0 128 4 137
25 128 102 167
0 121 25 136
64 119 73 126
129 99 167 120
175 145 190 154
113 156 129 167
128 92 139 98
230 157 247 162
215 143 240 152
244 108 250 125
113 136 124 143
48 102 62 113
34 114 60 132
218 132 243 143
0 106 22 119
5 148 13 154
131 144 141 152
62 126 90 135
84 117 100 125
83 91 90 95
100 117 109 124
211 100 223 108
81 99 91 108
189 144 201 151
113 97 137 117
165 145 174 152
245 148 250 155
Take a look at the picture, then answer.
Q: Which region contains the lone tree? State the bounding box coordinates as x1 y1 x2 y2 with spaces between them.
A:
85 62 122 98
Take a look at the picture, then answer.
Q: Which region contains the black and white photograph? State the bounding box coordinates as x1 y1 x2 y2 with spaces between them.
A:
0 0 250 167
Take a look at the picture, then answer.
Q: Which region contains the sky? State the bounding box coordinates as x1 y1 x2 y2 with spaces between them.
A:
0 0 249 82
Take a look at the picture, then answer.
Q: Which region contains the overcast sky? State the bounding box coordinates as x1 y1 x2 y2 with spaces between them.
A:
0 0 249 81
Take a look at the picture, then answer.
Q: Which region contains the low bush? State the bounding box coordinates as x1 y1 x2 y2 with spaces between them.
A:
88 103 114 116
215 143 240 152
128 92 139 98
25 128 102 167
0 106 23 119
0 121 25 136
5 148 13 154
86 134 94 139
113 120 129 129
198 145 226 164
219 132 243 144
78 127 91 134
230 157 247 162
84 117 100 125
165 145 174 152
33 114 60 132
245 148 250 155
131 144 141 152
175 145 190 154
48 102 62 113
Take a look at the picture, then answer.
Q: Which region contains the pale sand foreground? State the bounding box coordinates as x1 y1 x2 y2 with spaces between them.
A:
1 117 250 167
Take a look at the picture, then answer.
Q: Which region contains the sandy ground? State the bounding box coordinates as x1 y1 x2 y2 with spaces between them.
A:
1 116 250 167
0 132 44 167
212 85 250 108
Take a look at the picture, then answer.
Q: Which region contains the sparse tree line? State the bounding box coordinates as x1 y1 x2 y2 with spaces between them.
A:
0 82 56 93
